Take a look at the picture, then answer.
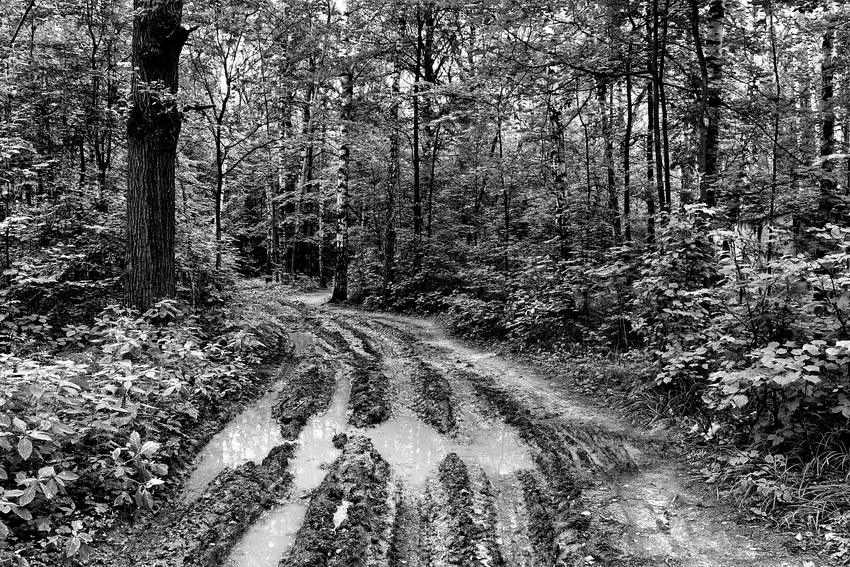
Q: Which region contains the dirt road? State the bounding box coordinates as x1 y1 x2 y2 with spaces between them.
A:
114 291 822 567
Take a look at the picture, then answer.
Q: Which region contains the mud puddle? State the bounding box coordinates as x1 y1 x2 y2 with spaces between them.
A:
182 333 316 502
367 411 533 486
182 386 286 502
226 367 350 567
226 363 533 565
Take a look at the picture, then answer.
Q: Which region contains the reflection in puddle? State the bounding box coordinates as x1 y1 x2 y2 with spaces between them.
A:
225 366 533 566
183 387 285 502
365 413 533 486
183 333 315 502
226 370 350 567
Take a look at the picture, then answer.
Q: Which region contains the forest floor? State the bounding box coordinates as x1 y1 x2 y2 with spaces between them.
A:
97 287 829 567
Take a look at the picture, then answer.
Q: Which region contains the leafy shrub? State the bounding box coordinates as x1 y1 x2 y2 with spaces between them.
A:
632 208 719 400
445 293 507 339
0 283 292 563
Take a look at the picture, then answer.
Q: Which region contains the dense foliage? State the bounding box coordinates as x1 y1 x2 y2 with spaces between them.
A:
1 0 849 560
1 281 293 564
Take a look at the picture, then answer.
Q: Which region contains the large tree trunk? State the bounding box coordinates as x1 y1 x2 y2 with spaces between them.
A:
126 0 188 310
331 67 353 303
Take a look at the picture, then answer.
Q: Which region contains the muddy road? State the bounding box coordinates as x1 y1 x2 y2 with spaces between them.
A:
114 291 821 567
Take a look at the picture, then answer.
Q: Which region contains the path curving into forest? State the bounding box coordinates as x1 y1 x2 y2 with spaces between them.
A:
111 290 821 567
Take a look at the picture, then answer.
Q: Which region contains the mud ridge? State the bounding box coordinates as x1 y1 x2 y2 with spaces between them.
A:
413 454 507 567
463 371 646 565
462 370 638 482
331 317 384 359
273 363 336 439
438 453 482 566
388 495 421 567
469 467 503 567
281 435 398 567
348 363 392 427
316 323 357 358
411 362 457 435
124 443 296 567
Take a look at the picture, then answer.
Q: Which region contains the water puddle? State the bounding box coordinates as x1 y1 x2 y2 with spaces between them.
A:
224 360 533 566
182 333 315 502
332 500 351 529
183 386 286 502
365 412 533 486
225 368 350 567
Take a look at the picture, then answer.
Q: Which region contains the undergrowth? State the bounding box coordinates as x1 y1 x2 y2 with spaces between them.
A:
352 210 850 562
0 280 296 565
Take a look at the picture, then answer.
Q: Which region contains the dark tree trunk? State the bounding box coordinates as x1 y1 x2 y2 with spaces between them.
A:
689 0 709 204
818 22 836 222
646 80 656 243
125 0 188 310
598 78 621 241
622 60 634 242
659 0 672 210
548 100 570 258
703 0 725 207
649 0 666 213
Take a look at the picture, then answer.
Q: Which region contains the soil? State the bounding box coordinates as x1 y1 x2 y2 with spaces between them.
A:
92 289 829 567
273 362 336 439
281 435 397 567
103 443 296 567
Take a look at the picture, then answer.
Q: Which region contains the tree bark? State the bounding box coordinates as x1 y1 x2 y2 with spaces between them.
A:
646 80 656 243
125 0 188 310
649 0 666 213
383 16 403 302
622 59 634 242
598 78 621 241
703 0 725 207
331 67 353 303
411 9 423 269
548 97 570 258
818 17 836 222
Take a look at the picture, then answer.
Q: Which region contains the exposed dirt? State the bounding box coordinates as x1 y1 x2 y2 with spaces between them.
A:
273 362 336 439
306 301 826 567
281 435 397 567
348 363 392 427
411 362 457 435
104 443 296 567
98 290 828 567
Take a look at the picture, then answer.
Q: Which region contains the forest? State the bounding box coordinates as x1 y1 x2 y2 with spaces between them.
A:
1 0 850 565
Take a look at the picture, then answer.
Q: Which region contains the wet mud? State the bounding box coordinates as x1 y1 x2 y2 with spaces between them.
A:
119 444 296 567
273 363 336 439
281 435 397 567
96 295 823 567
348 363 392 427
411 362 457 435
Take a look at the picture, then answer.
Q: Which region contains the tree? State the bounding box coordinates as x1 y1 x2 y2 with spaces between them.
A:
125 0 189 310
702 0 725 207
